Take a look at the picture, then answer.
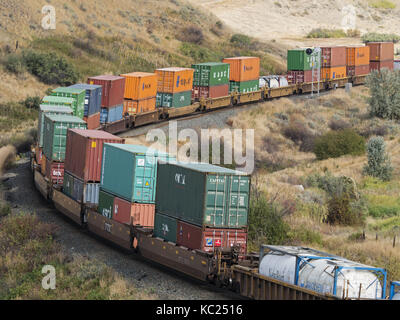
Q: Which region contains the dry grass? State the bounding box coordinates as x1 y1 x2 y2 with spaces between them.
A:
0 145 16 175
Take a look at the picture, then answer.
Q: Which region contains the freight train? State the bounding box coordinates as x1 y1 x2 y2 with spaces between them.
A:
29 42 398 300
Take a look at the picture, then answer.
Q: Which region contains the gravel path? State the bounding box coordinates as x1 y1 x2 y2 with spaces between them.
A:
1 158 240 300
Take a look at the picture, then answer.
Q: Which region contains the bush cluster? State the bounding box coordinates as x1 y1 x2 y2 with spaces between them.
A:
177 26 204 44
361 32 400 43
363 137 393 181
283 120 317 152
313 129 365 160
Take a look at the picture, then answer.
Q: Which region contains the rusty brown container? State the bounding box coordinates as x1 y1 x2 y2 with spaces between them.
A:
367 42 394 61
83 112 101 130
35 146 43 165
87 75 125 108
347 65 370 76
176 221 247 254
123 97 156 115
321 47 346 67
192 84 229 100
112 196 155 227
222 57 260 82
320 66 347 81
287 70 319 84
64 129 124 182
45 157 64 185
346 46 370 66
370 60 394 72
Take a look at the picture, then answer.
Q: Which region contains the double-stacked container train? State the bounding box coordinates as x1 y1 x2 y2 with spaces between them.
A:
30 41 397 300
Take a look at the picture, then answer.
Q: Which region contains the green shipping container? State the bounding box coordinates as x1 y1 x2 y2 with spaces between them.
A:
287 49 320 71
51 87 86 119
38 105 73 148
100 144 175 203
229 80 259 93
153 212 177 243
97 189 114 219
156 162 251 228
42 96 74 108
156 91 192 108
43 114 87 162
192 62 230 86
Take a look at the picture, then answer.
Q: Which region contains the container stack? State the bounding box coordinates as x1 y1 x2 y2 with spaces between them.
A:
367 42 394 72
320 46 347 81
191 62 230 101
222 57 260 93
120 72 157 115
154 162 250 254
286 49 319 84
42 114 87 185
51 87 86 119
346 46 370 77
63 129 124 206
69 84 102 129
98 144 175 226
155 67 194 108
87 75 125 124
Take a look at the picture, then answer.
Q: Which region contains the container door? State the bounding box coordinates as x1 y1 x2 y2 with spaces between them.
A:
204 174 228 227
225 175 250 228
133 154 155 203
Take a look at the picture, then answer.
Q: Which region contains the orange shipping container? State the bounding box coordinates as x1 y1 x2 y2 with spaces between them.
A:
320 66 347 81
123 97 156 115
113 197 155 227
120 72 158 100
346 46 370 66
222 56 260 82
367 42 394 61
155 67 194 94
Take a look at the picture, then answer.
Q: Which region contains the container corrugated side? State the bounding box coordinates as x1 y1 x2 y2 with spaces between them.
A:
155 68 194 93
346 46 370 66
38 105 73 147
64 129 124 182
156 91 192 108
320 66 347 81
222 57 260 82
113 197 155 227
321 47 346 67
63 172 100 205
42 114 87 162
229 80 259 93
83 112 101 130
155 162 250 228
123 97 156 115
87 75 125 108
51 87 85 119
370 60 394 72
100 144 175 203
153 212 177 243
347 65 370 76
367 42 394 61
100 105 123 123
69 84 102 116
192 62 230 86
120 72 158 100
192 84 229 100
45 157 64 185
42 96 74 108
286 49 319 71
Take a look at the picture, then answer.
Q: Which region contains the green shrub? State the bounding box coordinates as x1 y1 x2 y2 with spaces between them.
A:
313 129 365 160
361 32 400 43
22 96 41 110
305 172 359 199
4 54 25 74
22 50 79 86
0 203 11 217
306 28 346 38
369 0 396 9
363 137 393 181
326 194 364 226
230 34 252 48
366 70 400 120
248 196 290 246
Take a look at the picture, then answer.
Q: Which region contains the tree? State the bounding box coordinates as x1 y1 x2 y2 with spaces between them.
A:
363 136 393 181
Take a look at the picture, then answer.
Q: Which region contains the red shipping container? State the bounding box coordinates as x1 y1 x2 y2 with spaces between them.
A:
192 84 229 100
347 65 370 77
287 69 319 84
87 75 125 108
367 42 394 61
112 197 155 227
370 60 394 72
176 221 247 254
83 112 101 130
321 46 346 67
64 129 124 182
45 157 64 185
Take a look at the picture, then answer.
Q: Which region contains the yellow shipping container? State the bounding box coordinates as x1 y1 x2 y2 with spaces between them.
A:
120 72 158 100
155 67 194 94
320 66 347 81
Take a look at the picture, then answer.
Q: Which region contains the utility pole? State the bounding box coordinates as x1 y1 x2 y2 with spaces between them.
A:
307 47 321 98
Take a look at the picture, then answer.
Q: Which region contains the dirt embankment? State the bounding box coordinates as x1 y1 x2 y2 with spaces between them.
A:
0 145 16 176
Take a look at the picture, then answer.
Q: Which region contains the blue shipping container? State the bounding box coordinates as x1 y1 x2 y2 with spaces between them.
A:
69 84 102 116
100 105 123 124
100 144 176 203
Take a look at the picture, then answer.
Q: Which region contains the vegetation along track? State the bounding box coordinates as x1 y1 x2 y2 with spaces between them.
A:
1 158 242 300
